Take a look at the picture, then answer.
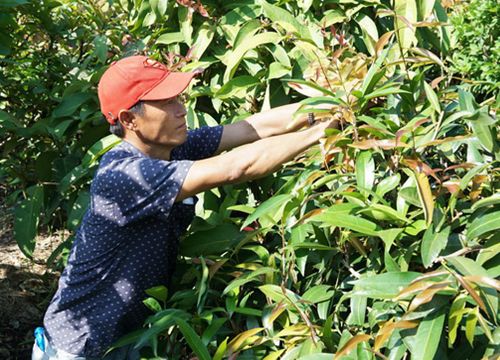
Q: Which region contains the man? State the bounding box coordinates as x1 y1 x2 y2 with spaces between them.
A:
33 55 338 359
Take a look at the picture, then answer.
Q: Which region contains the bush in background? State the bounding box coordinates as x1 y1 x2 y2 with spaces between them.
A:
449 0 499 98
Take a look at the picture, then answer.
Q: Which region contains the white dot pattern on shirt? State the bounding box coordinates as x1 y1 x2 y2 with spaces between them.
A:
42 125 223 357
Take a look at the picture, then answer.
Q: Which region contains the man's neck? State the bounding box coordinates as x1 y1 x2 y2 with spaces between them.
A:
123 135 173 161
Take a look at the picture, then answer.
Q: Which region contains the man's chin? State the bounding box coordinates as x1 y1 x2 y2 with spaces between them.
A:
172 133 188 147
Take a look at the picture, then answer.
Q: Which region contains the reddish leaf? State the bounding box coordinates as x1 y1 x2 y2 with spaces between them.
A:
335 334 371 358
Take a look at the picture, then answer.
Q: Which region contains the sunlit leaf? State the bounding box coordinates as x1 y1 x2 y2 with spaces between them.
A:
467 210 500 240
413 170 434 225
412 308 446 360
394 0 418 49
351 272 421 299
227 327 264 354
421 224 450 267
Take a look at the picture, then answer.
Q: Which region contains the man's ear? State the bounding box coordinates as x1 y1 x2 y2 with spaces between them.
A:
117 109 137 131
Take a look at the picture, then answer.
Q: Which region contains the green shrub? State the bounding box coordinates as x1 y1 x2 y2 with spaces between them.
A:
450 0 500 97
1 1 499 359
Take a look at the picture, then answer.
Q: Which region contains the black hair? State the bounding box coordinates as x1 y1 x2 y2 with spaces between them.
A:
108 101 145 138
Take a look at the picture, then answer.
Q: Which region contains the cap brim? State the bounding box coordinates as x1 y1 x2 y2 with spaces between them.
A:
139 71 196 101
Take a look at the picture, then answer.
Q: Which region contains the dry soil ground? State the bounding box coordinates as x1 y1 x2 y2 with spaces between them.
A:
0 200 66 359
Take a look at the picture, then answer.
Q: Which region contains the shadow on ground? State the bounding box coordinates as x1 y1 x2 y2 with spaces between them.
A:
0 263 59 359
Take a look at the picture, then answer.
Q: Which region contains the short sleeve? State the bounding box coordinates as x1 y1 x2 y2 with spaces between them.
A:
92 156 193 226
171 125 223 161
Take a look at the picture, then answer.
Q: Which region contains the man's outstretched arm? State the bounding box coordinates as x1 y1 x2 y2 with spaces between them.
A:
176 119 336 202
214 103 326 154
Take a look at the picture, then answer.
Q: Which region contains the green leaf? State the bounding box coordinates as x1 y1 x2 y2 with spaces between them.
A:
259 284 301 306
58 166 88 194
447 256 489 277
302 285 335 304
364 87 411 101
201 318 227 346
157 0 167 15
181 223 244 257
412 308 446 360
216 75 260 99
0 0 30 7
81 134 121 167
470 121 496 153
459 163 489 190
241 194 292 229
421 224 450 268
0 110 21 130
348 292 367 326
448 294 467 347
107 328 147 356
285 78 337 98
156 32 184 45
223 267 276 295
360 45 391 96
176 318 211 360
351 272 421 299
145 285 168 303
359 204 409 223
394 0 417 49
136 309 189 348
465 308 478 346
288 242 336 251
67 191 90 231
59 136 120 192
191 23 216 60
467 210 500 240
224 32 282 82
143 297 162 313
268 62 291 80
424 82 441 113
356 151 375 197
52 119 74 139
471 193 500 212
14 185 44 259
53 93 93 118
446 256 498 320
310 207 381 237
233 19 261 48
355 13 379 55
178 6 193 46
93 35 108 63
261 1 312 41
417 0 435 20
375 173 401 198
213 337 228 360
320 9 346 27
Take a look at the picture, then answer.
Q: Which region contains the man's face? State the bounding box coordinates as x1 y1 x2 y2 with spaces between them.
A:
132 95 188 147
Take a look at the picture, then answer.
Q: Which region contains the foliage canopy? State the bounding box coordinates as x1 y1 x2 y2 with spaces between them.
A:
0 0 499 359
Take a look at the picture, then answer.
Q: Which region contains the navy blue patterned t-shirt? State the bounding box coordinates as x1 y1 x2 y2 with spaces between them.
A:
43 125 223 358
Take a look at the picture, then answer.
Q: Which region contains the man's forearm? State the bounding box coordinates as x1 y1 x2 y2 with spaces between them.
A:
245 103 307 138
226 123 326 183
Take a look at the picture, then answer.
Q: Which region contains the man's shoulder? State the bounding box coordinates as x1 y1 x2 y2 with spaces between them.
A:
92 142 138 189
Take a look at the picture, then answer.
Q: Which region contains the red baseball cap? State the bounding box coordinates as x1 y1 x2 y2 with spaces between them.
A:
98 55 196 124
